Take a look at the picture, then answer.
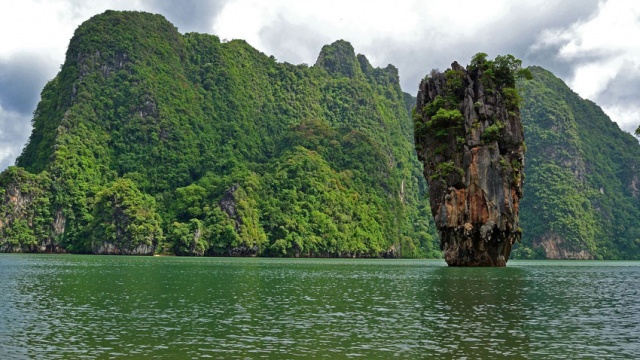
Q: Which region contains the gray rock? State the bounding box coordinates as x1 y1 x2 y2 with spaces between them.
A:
415 60 525 266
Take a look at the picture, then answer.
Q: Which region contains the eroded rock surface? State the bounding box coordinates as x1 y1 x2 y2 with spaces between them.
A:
414 56 527 266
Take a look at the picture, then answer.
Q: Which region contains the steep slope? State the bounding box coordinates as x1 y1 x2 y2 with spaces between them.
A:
1 11 439 257
515 66 640 259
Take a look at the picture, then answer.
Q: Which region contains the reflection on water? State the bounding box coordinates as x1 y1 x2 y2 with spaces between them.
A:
0 256 638 359
416 267 531 358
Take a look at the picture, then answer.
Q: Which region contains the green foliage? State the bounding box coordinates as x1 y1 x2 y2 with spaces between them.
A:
430 108 464 127
492 54 523 88
501 87 522 109
468 52 531 90
3 11 440 257
2 219 37 248
422 95 446 117
469 52 490 71
510 242 547 259
416 106 463 142
444 69 465 95
315 40 362 78
482 121 505 142
431 161 464 181
517 68 534 81
260 146 387 256
170 219 207 256
89 178 163 253
0 167 53 251
515 66 640 259
525 163 598 251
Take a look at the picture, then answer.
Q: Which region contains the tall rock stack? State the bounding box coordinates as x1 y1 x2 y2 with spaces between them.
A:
414 54 528 266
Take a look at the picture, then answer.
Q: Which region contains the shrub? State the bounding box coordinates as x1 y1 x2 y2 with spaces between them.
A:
482 121 504 142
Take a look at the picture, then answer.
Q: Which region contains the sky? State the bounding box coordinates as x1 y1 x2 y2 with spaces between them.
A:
0 0 638 170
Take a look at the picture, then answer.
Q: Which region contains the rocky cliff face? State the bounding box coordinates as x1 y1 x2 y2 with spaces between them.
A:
534 233 593 260
414 55 527 266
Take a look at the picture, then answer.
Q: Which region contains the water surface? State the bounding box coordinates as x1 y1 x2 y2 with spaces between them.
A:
1 255 638 359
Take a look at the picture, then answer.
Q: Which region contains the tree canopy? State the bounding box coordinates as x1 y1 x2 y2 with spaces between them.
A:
1 11 438 257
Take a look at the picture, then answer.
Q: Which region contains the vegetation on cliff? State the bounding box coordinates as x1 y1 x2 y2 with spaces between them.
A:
1 10 639 260
515 67 640 259
414 54 529 266
0 11 438 257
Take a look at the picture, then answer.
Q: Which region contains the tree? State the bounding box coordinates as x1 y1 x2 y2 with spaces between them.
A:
89 178 163 254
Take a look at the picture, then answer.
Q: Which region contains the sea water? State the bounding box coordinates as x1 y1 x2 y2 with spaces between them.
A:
0 255 638 359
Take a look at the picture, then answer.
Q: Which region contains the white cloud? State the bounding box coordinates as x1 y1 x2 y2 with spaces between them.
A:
213 0 519 63
603 105 640 134
555 0 640 60
213 0 601 92
533 0 640 132
0 105 31 169
0 1 71 58
0 0 638 169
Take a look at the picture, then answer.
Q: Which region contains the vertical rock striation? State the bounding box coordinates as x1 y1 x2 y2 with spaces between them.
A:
414 55 527 266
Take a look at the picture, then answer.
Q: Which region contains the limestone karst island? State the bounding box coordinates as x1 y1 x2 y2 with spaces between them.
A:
1 11 639 262
414 55 529 266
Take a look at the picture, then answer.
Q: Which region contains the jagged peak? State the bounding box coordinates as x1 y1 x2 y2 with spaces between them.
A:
315 40 400 86
314 40 361 78
66 10 182 62
357 54 373 74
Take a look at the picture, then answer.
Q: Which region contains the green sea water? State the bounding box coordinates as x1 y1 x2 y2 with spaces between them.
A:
0 255 638 359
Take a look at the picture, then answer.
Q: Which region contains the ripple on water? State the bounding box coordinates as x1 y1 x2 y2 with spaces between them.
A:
0 256 639 358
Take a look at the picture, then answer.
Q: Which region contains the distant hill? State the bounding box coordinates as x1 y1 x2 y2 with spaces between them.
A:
0 10 438 257
515 67 640 259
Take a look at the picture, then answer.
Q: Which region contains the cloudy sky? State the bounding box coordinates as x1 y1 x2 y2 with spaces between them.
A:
0 0 638 170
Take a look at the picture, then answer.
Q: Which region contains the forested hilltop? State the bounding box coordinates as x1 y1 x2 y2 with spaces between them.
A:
1 11 639 259
0 11 439 257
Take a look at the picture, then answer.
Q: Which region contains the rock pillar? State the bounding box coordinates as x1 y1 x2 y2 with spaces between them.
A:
415 57 526 266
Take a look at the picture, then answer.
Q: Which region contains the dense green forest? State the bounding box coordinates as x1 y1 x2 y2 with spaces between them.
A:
513 67 640 259
0 10 638 259
0 11 438 257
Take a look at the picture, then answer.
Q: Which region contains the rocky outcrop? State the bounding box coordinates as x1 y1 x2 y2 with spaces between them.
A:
315 40 362 78
220 184 242 232
219 184 260 256
92 242 155 255
415 55 527 266
535 233 593 260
